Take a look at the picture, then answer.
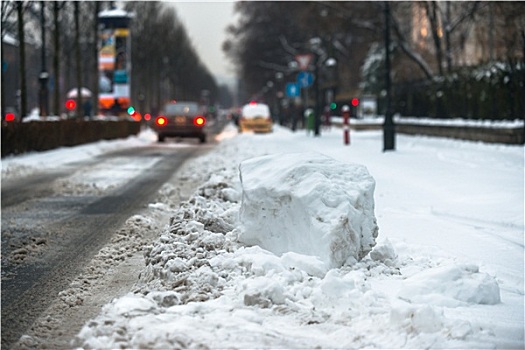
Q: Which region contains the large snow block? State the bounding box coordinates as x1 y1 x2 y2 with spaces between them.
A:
238 153 378 268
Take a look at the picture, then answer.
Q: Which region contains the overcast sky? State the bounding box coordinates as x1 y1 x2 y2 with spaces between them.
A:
167 1 237 86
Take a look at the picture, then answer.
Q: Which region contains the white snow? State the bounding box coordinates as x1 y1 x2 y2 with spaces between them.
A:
238 152 378 268
3 123 523 348
241 103 271 118
398 264 501 307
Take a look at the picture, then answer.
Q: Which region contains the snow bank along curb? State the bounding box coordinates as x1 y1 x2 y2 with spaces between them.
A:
76 169 503 348
75 131 506 348
238 153 379 268
332 117 525 145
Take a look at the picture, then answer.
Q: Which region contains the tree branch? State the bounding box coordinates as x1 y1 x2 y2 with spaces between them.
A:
390 9 434 80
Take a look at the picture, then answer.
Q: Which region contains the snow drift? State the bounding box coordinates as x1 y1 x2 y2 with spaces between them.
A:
238 153 378 268
398 264 501 307
70 125 521 349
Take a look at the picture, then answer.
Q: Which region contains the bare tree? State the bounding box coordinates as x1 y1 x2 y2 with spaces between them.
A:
423 1 444 75
16 1 28 119
74 1 83 118
389 5 434 80
52 1 65 116
92 1 100 117
125 1 218 111
1 2 18 117
439 1 480 73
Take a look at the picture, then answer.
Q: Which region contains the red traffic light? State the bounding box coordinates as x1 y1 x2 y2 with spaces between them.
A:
65 99 76 110
5 112 15 122
351 98 359 107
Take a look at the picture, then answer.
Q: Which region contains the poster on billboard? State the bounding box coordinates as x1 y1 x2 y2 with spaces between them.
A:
98 9 132 116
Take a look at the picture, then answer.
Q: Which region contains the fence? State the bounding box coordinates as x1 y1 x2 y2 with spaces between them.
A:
375 62 525 120
1 119 141 157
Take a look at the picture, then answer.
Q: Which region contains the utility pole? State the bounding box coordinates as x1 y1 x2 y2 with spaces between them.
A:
383 1 395 151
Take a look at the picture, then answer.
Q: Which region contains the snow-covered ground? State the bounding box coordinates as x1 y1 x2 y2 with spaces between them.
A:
3 123 524 348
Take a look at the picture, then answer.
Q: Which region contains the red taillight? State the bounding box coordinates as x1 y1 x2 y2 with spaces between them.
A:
5 113 15 122
193 116 206 126
144 113 151 121
155 116 167 126
65 99 76 110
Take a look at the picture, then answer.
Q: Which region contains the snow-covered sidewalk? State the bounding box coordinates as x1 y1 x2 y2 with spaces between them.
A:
47 124 525 348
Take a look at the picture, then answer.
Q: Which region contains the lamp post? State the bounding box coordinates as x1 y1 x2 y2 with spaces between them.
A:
383 1 395 151
313 54 322 136
308 37 323 136
275 72 284 123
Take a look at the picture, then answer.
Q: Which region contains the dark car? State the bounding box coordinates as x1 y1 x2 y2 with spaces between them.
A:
151 101 207 143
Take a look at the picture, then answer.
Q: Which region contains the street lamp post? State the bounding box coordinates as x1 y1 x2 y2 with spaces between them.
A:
383 1 396 151
308 37 324 137
313 54 321 136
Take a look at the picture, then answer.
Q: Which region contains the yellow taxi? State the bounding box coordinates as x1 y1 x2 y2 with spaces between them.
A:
239 102 273 133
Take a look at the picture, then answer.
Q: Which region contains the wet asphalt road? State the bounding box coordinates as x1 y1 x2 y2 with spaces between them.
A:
1 122 225 349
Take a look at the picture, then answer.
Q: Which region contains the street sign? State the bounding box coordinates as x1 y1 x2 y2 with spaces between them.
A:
297 71 314 88
286 83 300 97
295 54 313 71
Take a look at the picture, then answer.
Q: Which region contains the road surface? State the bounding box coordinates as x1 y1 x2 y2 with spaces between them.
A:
1 122 225 349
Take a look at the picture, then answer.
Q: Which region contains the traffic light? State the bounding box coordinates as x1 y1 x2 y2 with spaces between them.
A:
330 102 337 110
127 106 136 115
351 98 359 107
65 99 76 111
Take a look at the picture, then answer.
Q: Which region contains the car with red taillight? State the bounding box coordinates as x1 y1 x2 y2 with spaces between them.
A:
150 101 207 143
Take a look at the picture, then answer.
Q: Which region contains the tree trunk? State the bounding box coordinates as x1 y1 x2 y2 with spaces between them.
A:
53 1 60 116
1 39 5 119
92 1 100 117
17 1 27 119
74 1 83 118
445 1 453 73
39 1 48 117
424 1 444 76
522 30 525 124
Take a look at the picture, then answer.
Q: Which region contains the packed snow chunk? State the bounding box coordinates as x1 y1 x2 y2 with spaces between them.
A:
242 276 287 308
370 238 397 264
398 264 501 307
112 294 157 317
319 269 357 299
281 252 328 278
238 153 378 268
390 301 444 334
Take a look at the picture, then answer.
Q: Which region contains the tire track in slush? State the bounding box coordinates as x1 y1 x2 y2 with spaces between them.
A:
1 145 208 349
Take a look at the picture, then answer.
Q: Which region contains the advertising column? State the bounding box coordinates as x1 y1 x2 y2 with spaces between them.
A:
98 9 132 117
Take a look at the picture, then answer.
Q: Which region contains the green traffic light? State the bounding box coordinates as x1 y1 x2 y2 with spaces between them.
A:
127 106 135 115
330 102 337 110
